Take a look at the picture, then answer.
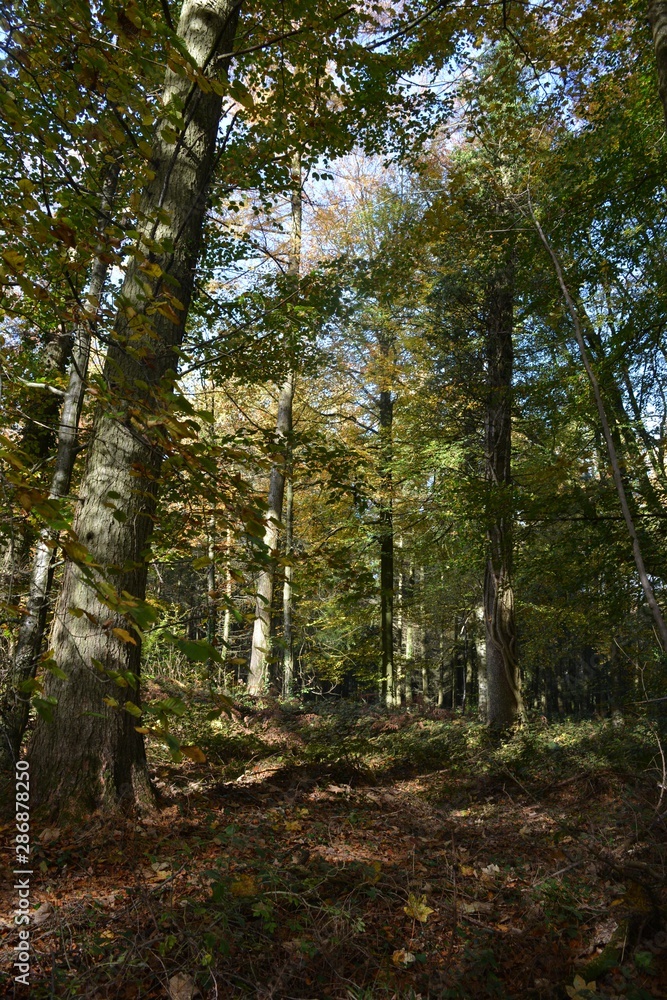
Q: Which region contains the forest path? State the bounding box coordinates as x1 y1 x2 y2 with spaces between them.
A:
1 700 666 998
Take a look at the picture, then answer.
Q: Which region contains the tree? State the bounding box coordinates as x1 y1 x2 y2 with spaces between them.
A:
650 1 667 125
483 239 523 729
248 160 302 694
28 0 241 813
0 162 120 777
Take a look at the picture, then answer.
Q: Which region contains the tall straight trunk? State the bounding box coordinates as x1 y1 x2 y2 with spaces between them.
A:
530 208 667 651
207 517 217 651
379 386 395 708
247 376 294 693
475 607 488 719
219 527 233 687
282 472 294 697
0 163 120 776
650 1 667 125
28 0 240 814
483 259 523 730
248 158 301 695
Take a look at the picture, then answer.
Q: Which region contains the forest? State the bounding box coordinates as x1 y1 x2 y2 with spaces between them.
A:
2 0 667 997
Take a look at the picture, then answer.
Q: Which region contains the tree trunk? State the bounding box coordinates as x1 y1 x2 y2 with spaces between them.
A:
531 207 667 652
0 163 120 777
28 0 240 815
220 527 233 689
475 607 488 719
483 259 523 731
247 376 294 694
248 158 301 695
282 472 294 697
379 385 395 708
650 1 667 125
207 518 217 655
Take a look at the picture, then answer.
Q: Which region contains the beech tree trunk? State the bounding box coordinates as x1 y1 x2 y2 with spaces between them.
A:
483 259 523 730
28 0 240 814
0 163 120 778
379 385 395 708
282 472 294 697
220 527 233 687
247 376 294 693
650 1 667 124
475 607 488 719
248 161 301 695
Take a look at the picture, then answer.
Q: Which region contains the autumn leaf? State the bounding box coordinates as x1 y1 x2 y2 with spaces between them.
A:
51 219 77 247
181 745 206 763
2 249 25 272
392 948 416 967
111 627 137 645
403 893 434 923
566 975 597 999
168 973 196 1000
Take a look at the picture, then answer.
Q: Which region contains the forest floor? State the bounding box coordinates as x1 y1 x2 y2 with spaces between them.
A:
2 693 667 999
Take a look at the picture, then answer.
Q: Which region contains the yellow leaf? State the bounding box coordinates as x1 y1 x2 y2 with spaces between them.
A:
460 865 475 877
2 249 25 272
181 745 206 763
403 893 434 923
156 301 181 325
111 627 137 645
285 820 302 832
392 948 415 967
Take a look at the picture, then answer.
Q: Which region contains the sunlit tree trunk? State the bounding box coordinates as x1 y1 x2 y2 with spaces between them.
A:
248 159 301 694
483 258 523 731
282 472 294 697
0 163 120 776
207 517 217 646
219 527 233 688
28 0 240 814
475 607 488 719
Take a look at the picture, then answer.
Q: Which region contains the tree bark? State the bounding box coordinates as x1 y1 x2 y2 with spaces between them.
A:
0 162 120 777
650 1 667 125
282 472 294 697
475 606 488 719
220 527 233 687
483 258 523 731
247 376 294 693
248 158 301 695
28 0 240 815
379 384 395 708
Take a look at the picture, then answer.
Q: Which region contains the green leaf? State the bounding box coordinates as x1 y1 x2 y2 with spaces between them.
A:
33 696 57 722
169 635 223 664
192 555 212 569
123 701 142 718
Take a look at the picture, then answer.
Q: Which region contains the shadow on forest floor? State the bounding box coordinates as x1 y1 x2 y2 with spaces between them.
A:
2 696 667 998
